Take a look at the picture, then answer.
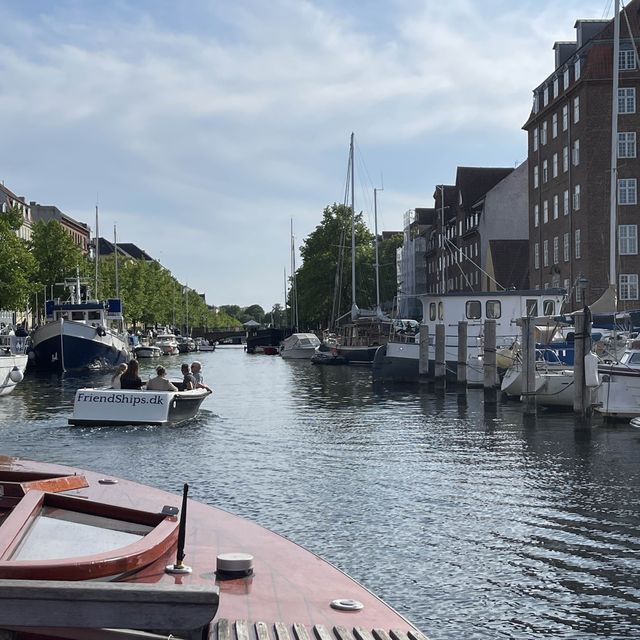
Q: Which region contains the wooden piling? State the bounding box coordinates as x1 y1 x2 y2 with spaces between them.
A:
457 321 468 386
573 310 593 420
483 320 498 389
435 323 446 387
521 316 536 415
419 324 430 382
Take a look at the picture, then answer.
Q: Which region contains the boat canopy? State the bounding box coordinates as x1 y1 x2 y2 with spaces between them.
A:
281 333 320 350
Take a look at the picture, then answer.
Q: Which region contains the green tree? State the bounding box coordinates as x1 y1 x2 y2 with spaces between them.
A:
294 203 374 329
219 305 242 320
242 304 265 324
30 220 85 297
0 206 36 310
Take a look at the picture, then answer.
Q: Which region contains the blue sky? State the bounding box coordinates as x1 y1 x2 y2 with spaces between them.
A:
0 0 613 310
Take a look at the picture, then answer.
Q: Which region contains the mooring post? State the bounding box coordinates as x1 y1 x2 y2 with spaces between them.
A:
435 323 446 388
419 324 430 382
573 310 593 420
457 321 468 387
484 319 498 385
522 316 536 415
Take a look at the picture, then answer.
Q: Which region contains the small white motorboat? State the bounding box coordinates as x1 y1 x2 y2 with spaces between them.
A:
134 344 162 358
68 386 211 426
0 333 28 396
155 333 180 356
279 333 321 359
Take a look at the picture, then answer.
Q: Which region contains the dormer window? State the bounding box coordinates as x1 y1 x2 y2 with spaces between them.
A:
563 67 570 88
533 92 539 114
543 85 549 106
459 192 463 206
575 58 581 80
553 76 559 97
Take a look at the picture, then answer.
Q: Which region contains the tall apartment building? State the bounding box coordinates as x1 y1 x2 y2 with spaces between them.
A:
524 2 640 311
30 203 91 253
425 166 527 294
0 183 32 241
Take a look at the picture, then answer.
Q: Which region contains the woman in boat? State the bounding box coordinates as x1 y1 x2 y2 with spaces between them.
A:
119 359 143 390
146 365 178 392
110 363 128 389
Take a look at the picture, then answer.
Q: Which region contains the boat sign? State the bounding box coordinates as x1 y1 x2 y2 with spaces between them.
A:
70 389 174 425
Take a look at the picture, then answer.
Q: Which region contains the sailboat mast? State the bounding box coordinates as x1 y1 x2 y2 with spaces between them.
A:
350 132 358 321
374 187 383 312
114 224 119 298
94 204 100 300
290 219 299 331
609 0 621 296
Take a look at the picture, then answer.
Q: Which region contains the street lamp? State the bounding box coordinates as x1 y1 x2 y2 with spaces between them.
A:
577 275 588 307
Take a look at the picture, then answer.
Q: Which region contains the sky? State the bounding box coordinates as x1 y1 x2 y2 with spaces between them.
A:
0 0 615 310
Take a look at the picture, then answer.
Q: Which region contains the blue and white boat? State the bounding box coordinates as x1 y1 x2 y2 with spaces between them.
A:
28 274 129 372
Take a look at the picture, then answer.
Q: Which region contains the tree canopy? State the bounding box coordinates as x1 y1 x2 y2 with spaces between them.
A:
292 203 399 329
0 207 35 310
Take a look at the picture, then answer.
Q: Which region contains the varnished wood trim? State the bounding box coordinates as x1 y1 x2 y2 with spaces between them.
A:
0 490 44 560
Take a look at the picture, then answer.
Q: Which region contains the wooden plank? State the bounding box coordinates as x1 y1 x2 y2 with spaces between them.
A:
218 618 232 640
255 621 271 640
235 620 251 640
312 625 334 640
372 630 393 640
407 630 430 640
274 621 291 640
389 631 409 640
353 628 375 640
0 580 219 629
292 623 311 640
0 490 44 560
333 626 355 640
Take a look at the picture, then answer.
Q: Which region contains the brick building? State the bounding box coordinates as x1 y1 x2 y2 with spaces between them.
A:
524 2 640 311
30 203 91 253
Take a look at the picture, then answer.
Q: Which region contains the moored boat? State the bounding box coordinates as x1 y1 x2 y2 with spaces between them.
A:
156 333 180 356
28 273 129 372
0 334 28 396
134 344 162 358
68 386 211 426
0 457 428 639
279 333 320 359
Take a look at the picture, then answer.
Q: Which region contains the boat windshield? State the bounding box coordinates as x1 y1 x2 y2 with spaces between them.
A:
10 506 152 561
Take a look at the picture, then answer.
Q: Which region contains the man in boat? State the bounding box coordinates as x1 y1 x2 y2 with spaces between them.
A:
190 361 212 392
146 365 178 392
181 363 196 390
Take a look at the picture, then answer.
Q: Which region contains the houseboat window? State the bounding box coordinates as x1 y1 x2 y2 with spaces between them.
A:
58 312 70 321
466 301 481 319
72 311 85 321
88 311 101 321
438 302 444 320
486 300 501 319
526 299 538 316
543 300 555 315
430 303 436 321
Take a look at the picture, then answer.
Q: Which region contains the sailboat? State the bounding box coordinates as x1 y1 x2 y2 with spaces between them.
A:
28 208 130 372
334 133 394 365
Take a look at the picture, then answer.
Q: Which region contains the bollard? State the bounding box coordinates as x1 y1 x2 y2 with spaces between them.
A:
483 320 498 389
435 323 446 388
573 309 593 421
522 316 536 415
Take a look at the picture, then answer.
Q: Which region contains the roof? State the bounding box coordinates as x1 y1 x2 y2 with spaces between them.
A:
455 167 515 209
489 239 530 290
98 238 154 261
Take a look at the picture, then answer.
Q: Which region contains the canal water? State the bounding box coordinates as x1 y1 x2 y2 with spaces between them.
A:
1 347 640 639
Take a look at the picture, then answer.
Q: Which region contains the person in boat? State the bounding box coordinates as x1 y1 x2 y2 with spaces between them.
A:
190 360 211 392
181 363 196 390
146 365 178 392
119 359 143 390
110 363 128 389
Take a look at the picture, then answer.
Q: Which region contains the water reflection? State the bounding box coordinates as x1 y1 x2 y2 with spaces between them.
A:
0 348 639 638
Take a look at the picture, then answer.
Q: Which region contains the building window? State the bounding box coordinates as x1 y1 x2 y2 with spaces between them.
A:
534 204 539 228
619 87 636 113
562 104 568 131
543 200 549 223
573 96 580 123
618 132 636 158
534 243 540 269
620 49 637 71
552 153 558 177
620 274 639 300
553 195 559 219
575 58 581 79
573 184 581 211
563 232 569 261
543 240 549 267
543 159 548 182
533 165 539 188
533 127 538 152
572 139 580 165
543 86 549 107
541 121 547 145
563 67 570 87
533 92 539 114
619 178 637 204
619 224 638 255
575 228 581 259
552 113 558 138
563 189 569 215
553 77 559 98
563 146 569 172
553 236 559 264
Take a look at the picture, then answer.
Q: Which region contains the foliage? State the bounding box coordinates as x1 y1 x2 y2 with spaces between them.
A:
0 206 36 310
219 305 242 319
30 220 87 296
242 304 265 324
293 203 376 329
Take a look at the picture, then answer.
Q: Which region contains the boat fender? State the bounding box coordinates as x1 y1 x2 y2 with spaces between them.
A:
585 351 599 387
9 367 23 383
96 325 107 337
